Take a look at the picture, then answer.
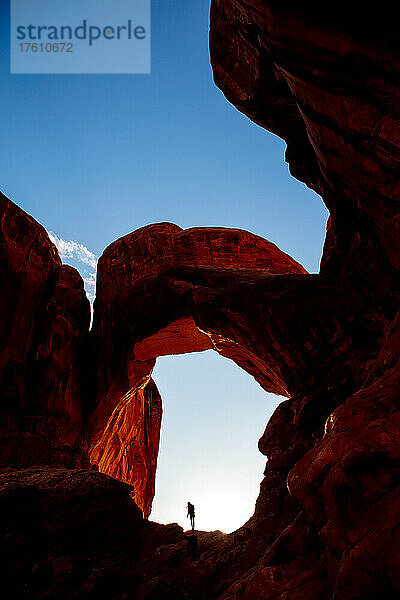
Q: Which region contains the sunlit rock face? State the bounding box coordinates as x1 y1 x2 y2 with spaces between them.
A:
88 378 162 519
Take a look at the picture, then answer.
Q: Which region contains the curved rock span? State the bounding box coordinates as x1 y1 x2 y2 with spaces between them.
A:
0 2 400 599
87 223 307 515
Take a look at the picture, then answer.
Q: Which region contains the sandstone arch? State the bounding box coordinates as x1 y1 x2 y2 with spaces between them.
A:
2 3 400 596
87 223 308 516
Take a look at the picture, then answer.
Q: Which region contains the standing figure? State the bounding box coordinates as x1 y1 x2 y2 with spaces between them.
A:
187 501 195 530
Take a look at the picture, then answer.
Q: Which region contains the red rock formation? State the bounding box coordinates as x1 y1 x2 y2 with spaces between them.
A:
0 467 144 598
1 3 400 599
0 192 91 469
209 1 400 295
87 223 307 514
208 2 400 599
88 378 162 518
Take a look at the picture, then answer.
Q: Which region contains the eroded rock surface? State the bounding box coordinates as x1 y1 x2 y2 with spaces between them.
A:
87 223 308 513
0 2 400 599
207 2 400 598
0 193 91 470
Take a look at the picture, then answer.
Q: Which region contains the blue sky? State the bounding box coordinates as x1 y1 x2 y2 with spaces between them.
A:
0 1 328 531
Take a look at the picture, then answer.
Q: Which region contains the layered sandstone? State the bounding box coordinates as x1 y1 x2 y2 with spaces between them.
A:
0 2 400 599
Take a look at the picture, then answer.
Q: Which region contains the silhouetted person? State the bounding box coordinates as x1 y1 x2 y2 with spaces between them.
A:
187 502 195 530
184 534 199 562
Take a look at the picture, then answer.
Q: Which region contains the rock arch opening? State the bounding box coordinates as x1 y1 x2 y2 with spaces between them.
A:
86 222 312 521
150 350 282 533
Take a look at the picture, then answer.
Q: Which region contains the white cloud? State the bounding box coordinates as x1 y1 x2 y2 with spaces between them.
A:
49 232 98 305
49 232 97 269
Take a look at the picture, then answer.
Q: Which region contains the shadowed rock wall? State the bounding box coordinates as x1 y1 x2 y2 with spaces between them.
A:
0 193 91 470
0 2 400 598
208 2 400 597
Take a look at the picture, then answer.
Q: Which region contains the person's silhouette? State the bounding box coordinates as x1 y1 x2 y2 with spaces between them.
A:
187 501 195 530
